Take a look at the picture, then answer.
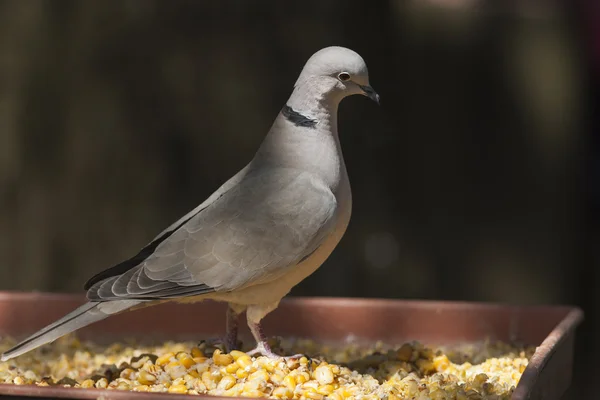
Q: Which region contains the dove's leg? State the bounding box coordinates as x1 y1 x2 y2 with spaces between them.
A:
224 303 245 351
204 304 245 352
245 302 303 360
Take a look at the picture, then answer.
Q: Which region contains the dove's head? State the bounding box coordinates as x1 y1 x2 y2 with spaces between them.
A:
294 46 379 105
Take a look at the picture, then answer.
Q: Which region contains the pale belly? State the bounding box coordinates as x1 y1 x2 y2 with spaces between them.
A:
179 177 352 307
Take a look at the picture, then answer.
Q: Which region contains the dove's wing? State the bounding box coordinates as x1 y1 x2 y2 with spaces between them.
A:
86 167 337 301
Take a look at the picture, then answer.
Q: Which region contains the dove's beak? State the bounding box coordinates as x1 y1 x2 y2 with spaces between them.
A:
359 84 380 105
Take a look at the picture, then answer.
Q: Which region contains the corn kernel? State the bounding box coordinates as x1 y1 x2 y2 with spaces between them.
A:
317 384 335 395
329 393 344 400
168 384 188 394
213 349 234 366
270 373 284 385
297 371 310 384
229 350 246 360
236 355 253 369
116 381 131 390
236 368 249 379
137 369 157 385
217 375 236 390
314 365 335 385
156 352 174 366
283 375 296 391
224 383 244 396
95 378 108 389
305 390 324 400
225 362 240 374
241 389 265 397
202 370 216 390
80 379 95 388
180 356 195 369
189 347 203 358
120 368 135 379
133 385 149 392
249 369 269 382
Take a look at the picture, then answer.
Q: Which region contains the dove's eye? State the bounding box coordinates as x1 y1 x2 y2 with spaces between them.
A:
338 72 351 82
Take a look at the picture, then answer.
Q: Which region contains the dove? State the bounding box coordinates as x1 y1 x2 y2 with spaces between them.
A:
1 46 379 362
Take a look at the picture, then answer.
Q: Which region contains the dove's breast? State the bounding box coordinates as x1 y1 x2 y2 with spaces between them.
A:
209 168 352 306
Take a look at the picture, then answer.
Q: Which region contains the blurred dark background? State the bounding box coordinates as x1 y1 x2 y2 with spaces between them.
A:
0 0 597 398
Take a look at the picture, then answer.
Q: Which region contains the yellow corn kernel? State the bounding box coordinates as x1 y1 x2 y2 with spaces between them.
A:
299 356 309 365
193 356 208 364
156 352 175 366
328 393 344 400
225 362 240 374
236 355 253 369
229 350 246 360
201 370 216 390
473 373 489 386
314 365 335 385
218 375 237 391
191 347 204 358
296 371 310 384
119 368 135 379
180 356 195 369
224 383 244 397
236 368 249 379
270 373 284 385
248 370 269 382
80 379 95 389
137 370 157 385
283 375 296 391
95 378 108 389
144 364 161 375
263 362 276 373
168 384 188 394
13 376 25 385
343 385 360 396
305 390 324 400
166 361 187 379
433 355 450 372
272 387 293 398
116 381 131 391
317 384 335 395
241 389 265 398
133 385 149 392
193 379 207 392
213 349 234 366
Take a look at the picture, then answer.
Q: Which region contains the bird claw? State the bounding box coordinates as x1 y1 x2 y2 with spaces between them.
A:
246 342 307 362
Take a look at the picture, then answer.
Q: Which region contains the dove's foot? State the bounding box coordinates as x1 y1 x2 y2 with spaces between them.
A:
246 341 305 361
247 320 307 361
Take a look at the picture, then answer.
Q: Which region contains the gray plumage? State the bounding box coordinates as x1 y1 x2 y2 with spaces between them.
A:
1 46 379 361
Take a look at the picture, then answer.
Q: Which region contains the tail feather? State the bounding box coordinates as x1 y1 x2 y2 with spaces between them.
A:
1 300 141 362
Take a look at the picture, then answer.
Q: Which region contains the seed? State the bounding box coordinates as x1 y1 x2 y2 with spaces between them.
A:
137 370 157 385
156 352 175 366
218 375 236 390
95 378 108 389
213 349 234 366
236 355 253 369
168 384 188 394
191 347 204 358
